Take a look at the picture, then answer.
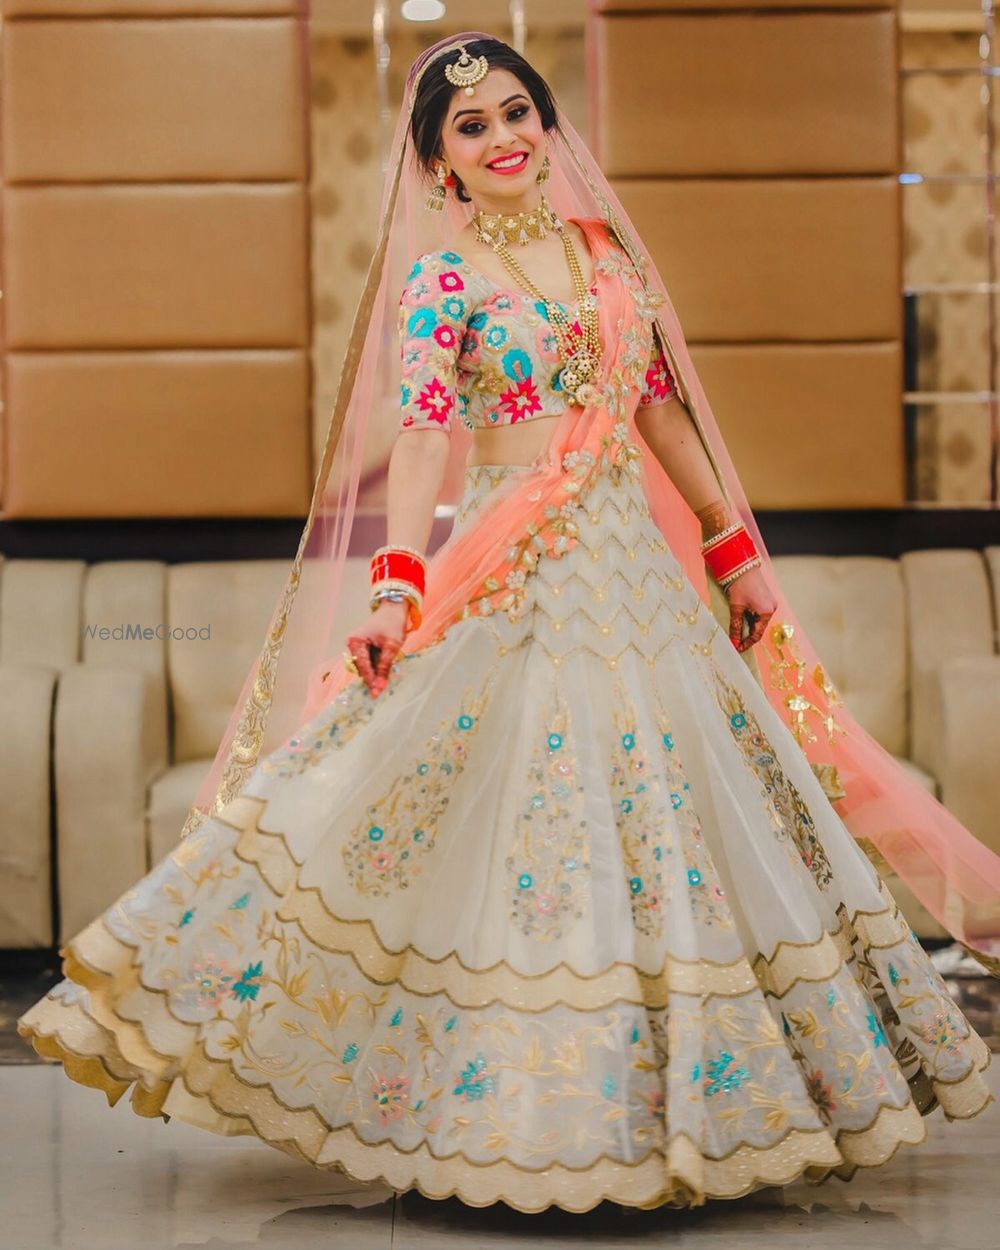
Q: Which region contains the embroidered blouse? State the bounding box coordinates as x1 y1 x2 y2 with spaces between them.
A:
397 245 677 433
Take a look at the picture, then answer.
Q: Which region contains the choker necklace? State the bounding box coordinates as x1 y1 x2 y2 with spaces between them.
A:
471 193 561 248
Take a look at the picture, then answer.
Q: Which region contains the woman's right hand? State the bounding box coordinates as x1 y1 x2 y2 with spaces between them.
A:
344 599 410 698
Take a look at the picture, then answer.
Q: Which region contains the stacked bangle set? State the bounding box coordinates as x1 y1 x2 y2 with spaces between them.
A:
699 520 762 590
369 544 426 631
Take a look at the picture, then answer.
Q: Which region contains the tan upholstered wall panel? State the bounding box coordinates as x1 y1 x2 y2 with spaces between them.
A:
688 343 904 508
592 4 902 509
595 0 882 9
594 12 898 176
612 178 901 343
4 186 309 349
3 1 297 14
1 18 307 182
5 352 308 517
0 3 312 518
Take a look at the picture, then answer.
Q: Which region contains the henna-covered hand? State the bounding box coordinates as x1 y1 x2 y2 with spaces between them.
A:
723 565 777 653
344 599 409 697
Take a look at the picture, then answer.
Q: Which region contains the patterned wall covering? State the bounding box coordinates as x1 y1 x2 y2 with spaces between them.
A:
902 29 998 503
308 28 586 510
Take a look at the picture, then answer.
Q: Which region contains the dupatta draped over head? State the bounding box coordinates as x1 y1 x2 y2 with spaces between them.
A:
182 33 1000 970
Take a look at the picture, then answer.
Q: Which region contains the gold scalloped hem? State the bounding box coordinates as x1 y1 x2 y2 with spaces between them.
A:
214 793 909 1010
17 971 995 1215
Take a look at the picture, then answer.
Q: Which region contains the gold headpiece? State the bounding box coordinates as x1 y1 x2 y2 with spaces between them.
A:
443 44 489 96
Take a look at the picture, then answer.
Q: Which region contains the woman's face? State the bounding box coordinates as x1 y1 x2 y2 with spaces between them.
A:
438 68 547 213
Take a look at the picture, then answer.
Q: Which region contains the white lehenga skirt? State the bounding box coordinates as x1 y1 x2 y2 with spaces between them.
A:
18 459 994 1213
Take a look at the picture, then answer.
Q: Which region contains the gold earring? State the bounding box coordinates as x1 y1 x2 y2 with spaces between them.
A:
426 163 448 212
536 154 550 184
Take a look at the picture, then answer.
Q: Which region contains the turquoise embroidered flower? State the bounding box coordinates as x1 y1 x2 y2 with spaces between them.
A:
629 876 643 894
444 1015 458 1032
405 260 423 281
866 1010 888 1049
400 381 412 408
367 826 384 842
687 869 702 887
730 712 746 730
457 714 474 730
389 1007 403 1027
620 797 634 814
231 960 263 1003
662 733 674 750
670 792 683 809
622 733 635 751
179 908 195 927
229 892 250 910
342 1041 359 1063
530 794 545 809
407 307 437 337
502 347 532 382
483 323 509 350
601 1075 617 1099
440 250 463 264
547 733 563 749
453 1054 494 1101
518 873 533 889
704 1050 750 1096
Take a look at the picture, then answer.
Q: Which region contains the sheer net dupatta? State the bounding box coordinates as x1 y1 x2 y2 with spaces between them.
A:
182 32 1000 970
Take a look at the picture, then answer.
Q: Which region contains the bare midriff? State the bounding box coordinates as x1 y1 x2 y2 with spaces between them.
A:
466 413 564 468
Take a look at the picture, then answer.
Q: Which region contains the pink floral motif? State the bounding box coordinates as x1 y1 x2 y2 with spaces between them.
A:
433 324 459 350
439 271 464 292
371 1073 410 1123
371 850 394 872
641 346 676 404
416 376 453 424
499 376 543 421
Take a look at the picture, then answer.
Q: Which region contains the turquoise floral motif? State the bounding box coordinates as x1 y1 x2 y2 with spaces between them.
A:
453 1054 495 1101
390 1007 403 1027
483 322 510 351
342 682 492 898
231 960 263 1003
703 1050 751 1096
179 908 195 927
261 681 385 779
654 701 732 930
181 954 235 1010
229 892 250 910
506 695 591 941
342 1042 359 1063
712 664 834 889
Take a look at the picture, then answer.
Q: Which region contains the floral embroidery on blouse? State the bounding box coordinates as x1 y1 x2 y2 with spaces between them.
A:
396 239 677 433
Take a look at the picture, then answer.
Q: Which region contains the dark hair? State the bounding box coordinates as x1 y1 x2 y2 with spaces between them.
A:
410 38 558 204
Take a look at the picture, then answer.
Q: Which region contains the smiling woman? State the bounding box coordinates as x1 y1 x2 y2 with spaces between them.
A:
17 29 999 1219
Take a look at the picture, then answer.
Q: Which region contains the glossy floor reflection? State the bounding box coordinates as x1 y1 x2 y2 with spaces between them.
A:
2 956 999 1249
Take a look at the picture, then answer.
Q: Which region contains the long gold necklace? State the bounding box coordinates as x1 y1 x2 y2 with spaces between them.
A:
472 200 602 405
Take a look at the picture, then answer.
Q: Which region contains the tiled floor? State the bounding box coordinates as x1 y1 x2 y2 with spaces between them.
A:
2 953 999 1250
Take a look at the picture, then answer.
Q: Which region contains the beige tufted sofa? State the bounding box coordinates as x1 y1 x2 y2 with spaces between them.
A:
1 547 998 948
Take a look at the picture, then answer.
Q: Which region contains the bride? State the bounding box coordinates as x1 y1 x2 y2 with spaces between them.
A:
18 33 997 1213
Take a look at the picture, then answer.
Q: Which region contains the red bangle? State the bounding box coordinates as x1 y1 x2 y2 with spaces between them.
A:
700 524 758 585
371 550 426 595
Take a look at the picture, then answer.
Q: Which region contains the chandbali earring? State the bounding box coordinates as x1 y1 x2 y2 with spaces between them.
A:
426 162 454 212
536 153 551 184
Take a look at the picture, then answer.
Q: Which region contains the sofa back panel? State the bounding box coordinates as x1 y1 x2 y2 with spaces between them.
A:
1 17 306 182
81 562 166 667
901 549 993 772
985 545 1000 645
0 559 85 667
770 555 907 756
167 561 291 763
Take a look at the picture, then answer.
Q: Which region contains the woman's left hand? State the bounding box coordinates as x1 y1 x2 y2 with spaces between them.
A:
723 566 777 653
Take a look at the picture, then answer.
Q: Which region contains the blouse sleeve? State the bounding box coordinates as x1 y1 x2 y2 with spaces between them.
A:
397 252 470 433
637 332 678 408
